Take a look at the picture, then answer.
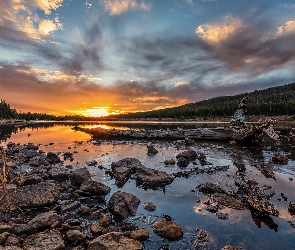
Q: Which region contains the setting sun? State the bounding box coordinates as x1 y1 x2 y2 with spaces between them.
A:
84 108 109 117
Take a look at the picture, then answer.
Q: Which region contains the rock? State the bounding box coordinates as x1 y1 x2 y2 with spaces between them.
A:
247 196 279 216
197 152 207 164
78 206 91 215
26 143 39 150
20 174 43 186
0 182 60 212
78 180 111 197
211 193 244 210
108 191 140 219
147 145 158 155
90 225 104 235
13 210 61 235
89 209 104 220
135 166 173 188
177 157 189 168
185 138 195 146
176 150 197 160
143 201 157 211
194 229 209 248
130 229 149 241
0 232 10 244
28 156 49 166
66 229 86 242
60 201 81 213
46 152 61 164
87 232 143 250
272 154 288 164
99 213 112 228
222 245 242 250
4 235 21 247
288 128 295 142
164 159 175 165
196 182 224 194
103 226 119 234
70 167 92 186
86 160 97 166
288 201 295 213
22 229 65 250
48 166 70 181
110 162 132 187
152 220 183 241
0 224 12 234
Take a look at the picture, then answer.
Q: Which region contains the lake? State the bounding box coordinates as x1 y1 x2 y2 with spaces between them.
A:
1 121 295 249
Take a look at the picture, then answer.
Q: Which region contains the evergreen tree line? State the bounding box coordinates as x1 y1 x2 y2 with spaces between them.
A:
109 82 295 120
1 82 295 121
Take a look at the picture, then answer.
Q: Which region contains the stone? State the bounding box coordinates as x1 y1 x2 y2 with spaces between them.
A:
90 225 104 235
0 182 60 212
272 154 288 164
130 229 149 241
78 206 91 215
176 150 197 160
135 166 173 188
78 180 111 197
60 201 81 213
70 167 92 186
152 220 183 241
66 229 86 242
20 174 43 186
211 193 244 210
99 213 112 228
222 245 242 250
108 191 140 219
4 235 21 247
0 224 12 234
45 152 61 164
143 201 157 211
22 229 65 250
0 232 10 244
196 182 224 194
87 232 143 250
194 229 208 248
164 159 175 165
177 157 189 168
147 145 158 155
48 166 70 181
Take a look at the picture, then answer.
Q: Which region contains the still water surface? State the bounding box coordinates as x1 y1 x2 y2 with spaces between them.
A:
1 122 295 249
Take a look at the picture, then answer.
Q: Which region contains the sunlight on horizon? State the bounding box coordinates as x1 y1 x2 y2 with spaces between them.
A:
82 107 109 117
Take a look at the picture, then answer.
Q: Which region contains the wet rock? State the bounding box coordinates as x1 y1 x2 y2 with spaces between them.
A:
78 180 111 197
46 152 61 164
216 212 228 220
103 225 119 234
28 156 49 166
211 193 244 210
86 160 97 166
89 209 104 220
0 224 12 234
135 166 173 188
87 232 143 250
4 235 21 247
22 229 65 250
111 160 132 187
48 166 70 181
197 152 207 164
66 229 86 242
60 201 81 213
176 150 197 161
185 138 195 146
222 245 242 250
78 206 91 215
13 210 61 235
147 145 158 155
204 204 218 213
0 232 10 244
196 182 224 194
0 166 18 182
177 157 189 168
143 201 157 211
288 201 295 213
164 159 175 165
152 220 183 241
130 229 149 241
70 167 92 186
247 197 279 217
108 191 140 219
90 225 104 235
26 143 39 150
99 213 112 228
194 229 208 248
0 182 60 212
288 128 295 142
272 153 288 164
19 174 43 186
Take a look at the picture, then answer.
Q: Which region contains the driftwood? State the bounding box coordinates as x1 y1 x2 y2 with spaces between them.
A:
72 118 279 145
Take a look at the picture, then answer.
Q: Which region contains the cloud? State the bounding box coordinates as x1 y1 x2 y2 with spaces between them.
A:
196 15 243 44
102 0 151 15
38 18 63 35
277 20 295 36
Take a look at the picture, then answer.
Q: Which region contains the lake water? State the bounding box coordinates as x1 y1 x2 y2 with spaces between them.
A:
1 122 295 249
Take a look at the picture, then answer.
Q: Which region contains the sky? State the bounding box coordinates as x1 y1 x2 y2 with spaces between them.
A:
1 0 295 117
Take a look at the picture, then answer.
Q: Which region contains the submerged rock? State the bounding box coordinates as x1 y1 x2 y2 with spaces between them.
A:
196 182 224 194
87 232 143 250
142 201 157 211
211 193 244 210
152 220 183 241
108 191 140 219
194 229 209 248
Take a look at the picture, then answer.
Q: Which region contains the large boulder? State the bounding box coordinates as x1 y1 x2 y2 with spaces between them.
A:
70 167 92 186
0 182 60 212
46 152 61 164
22 229 65 250
87 232 143 250
78 180 111 197
108 191 140 219
152 220 183 241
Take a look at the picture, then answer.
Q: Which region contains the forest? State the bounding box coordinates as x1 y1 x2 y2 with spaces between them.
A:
1 82 295 121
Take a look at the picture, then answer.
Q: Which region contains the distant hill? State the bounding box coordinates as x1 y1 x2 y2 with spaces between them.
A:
109 82 295 120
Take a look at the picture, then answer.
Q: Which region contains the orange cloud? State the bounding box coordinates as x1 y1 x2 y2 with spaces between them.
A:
277 20 295 36
196 15 243 43
103 0 151 15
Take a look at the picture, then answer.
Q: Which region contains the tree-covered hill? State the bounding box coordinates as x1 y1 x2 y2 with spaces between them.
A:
109 82 295 120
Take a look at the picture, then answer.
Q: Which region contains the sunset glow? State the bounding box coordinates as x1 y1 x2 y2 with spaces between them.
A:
0 0 295 115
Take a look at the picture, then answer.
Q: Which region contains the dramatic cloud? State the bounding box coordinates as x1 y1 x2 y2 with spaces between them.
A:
277 20 295 35
103 0 151 15
38 18 63 35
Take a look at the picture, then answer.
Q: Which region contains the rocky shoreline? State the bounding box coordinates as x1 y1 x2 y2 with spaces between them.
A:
0 140 294 249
